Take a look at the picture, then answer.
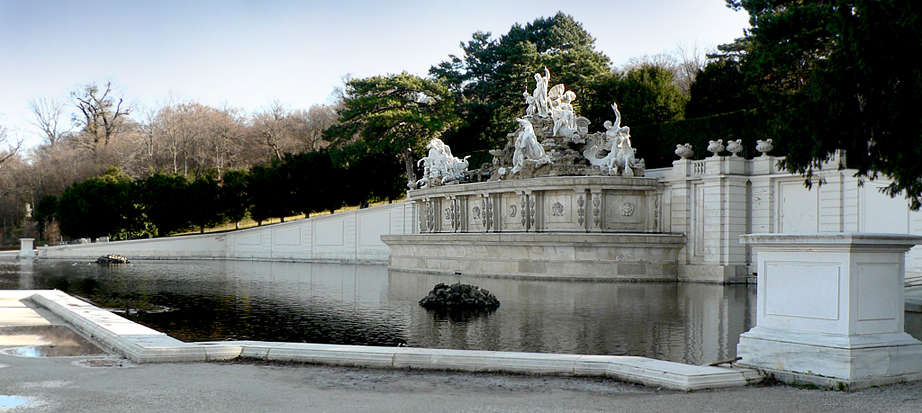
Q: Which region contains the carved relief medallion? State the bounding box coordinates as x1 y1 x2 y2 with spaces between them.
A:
552 201 564 216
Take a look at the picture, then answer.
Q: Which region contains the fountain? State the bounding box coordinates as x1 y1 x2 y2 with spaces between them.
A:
383 68 685 281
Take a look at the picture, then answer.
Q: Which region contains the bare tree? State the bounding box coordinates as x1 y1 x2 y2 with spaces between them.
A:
70 81 131 151
622 42 713 97
252 99 294 161
674 42 713 96
143 99 254 176
28 96 70 147
207 104 247 173
289 103 339 151
0 125 24 172
149 99 209 175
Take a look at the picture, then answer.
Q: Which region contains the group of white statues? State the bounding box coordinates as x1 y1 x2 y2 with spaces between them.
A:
415 138 470 189
514 67 641 177
523 67 579 139
415 67 644 187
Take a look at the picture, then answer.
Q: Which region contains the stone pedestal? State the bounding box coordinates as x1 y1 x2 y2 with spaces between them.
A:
738 233 922 389
19 238 35 258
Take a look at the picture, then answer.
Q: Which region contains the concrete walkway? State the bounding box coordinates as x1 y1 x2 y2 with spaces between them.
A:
2 289 922 412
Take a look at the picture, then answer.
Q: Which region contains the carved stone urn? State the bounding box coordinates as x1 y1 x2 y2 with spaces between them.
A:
707 139 724 157
674 143 694 159
726 139 743 157
756 139 774 156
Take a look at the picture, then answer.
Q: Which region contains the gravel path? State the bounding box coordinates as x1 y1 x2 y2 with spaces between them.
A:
2 354 922 412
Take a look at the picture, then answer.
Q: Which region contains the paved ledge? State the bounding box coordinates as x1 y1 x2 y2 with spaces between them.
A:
3 290 762 391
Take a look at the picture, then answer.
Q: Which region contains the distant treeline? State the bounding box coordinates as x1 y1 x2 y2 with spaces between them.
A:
35 149 407 241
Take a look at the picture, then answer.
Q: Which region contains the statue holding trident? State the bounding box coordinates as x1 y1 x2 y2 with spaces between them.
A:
532 67 551 118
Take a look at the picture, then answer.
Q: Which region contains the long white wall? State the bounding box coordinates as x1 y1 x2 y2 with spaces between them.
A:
37 202 417 264
659 153 922 286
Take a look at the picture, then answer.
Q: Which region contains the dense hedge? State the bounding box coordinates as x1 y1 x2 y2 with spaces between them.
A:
631 109 776 169
44 150 395 240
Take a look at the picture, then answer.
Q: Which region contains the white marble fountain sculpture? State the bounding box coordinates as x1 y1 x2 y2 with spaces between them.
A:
478 68 645 180
415 138 470 188
583 102 645 177
511 118 552 174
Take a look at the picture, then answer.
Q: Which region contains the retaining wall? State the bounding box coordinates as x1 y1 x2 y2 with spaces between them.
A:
36 202 417 263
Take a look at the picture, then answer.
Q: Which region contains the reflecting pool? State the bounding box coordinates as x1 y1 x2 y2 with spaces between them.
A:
1 259 762 365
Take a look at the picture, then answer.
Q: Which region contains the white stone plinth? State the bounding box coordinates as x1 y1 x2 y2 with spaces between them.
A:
383 233 685 281
19 238 35 257
738 233 922 389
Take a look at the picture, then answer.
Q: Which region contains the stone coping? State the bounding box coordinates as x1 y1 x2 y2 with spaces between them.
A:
2 290 761 391
382 232 686 245
741 233 922 249
408 175 662 200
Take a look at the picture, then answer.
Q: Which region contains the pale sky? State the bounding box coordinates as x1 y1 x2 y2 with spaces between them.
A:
0 0 751 148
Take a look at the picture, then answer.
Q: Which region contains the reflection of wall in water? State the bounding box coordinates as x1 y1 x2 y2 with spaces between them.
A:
387 271 756 364
18 259 34 289
216 261 391 309
677 284 755 363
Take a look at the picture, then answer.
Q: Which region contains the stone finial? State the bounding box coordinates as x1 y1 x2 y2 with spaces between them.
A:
675 143 694 159
707 140 724 157
756 139 774 157
726 139 743 157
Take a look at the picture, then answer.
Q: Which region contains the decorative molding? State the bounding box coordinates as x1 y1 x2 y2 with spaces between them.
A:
592 196 602 227
529 198 537 227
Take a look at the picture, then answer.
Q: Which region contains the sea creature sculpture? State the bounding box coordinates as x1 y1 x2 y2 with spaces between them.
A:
415 138 470 188
584 102 644 176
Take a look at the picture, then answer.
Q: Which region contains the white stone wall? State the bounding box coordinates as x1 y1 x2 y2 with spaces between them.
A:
37 202 417 264
661 153 922 286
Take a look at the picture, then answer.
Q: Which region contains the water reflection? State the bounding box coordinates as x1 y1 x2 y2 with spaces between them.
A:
0 325 107 357
0 259 766 364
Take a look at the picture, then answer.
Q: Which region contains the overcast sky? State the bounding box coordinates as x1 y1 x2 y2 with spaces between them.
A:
0 0 751 148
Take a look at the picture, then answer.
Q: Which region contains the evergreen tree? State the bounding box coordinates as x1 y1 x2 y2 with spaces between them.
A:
431 13 612 149
324 72 457 199
138 172 193 236
58 167 139 240
685 59 757 119
188 172 224 233
727 0 922 207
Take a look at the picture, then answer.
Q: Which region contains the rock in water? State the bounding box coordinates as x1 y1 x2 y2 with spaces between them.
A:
419 282 500 311
96 255 130 264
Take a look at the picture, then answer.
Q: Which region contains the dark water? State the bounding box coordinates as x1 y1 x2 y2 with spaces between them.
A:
1 259 761 365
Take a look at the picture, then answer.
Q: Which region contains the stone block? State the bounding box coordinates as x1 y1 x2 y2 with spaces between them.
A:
738 233 922 388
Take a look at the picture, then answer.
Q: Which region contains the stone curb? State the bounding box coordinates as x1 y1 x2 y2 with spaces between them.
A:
21 290 762 391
